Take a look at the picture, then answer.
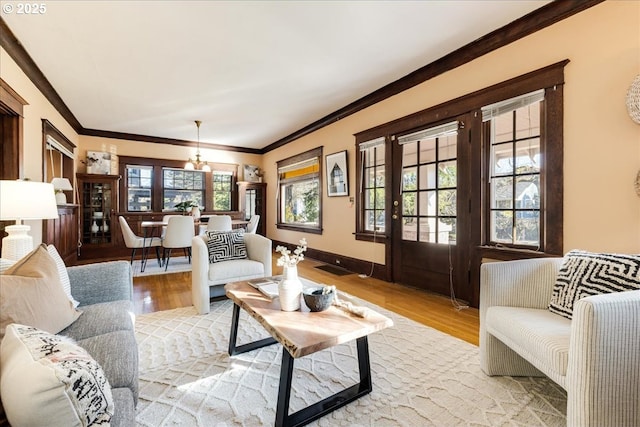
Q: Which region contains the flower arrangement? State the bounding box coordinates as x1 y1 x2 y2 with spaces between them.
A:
276 238 307 268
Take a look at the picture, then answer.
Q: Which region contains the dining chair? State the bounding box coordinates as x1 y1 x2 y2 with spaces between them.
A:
245 215 260 234
206 215 232 232
161 214 180 239
118 216 162 270
162 215 195 271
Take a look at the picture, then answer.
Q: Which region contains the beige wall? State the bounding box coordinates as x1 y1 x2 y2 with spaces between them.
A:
2 1 639 260
264 0 640 263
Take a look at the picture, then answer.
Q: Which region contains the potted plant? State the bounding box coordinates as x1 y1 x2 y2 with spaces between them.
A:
174 201 197 215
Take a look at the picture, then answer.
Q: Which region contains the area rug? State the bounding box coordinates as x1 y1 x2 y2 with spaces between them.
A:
135 298 567 426
132 255 192 277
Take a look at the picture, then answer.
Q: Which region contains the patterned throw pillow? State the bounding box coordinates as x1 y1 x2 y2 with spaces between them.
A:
205 230 248 263
548 250 640 319
0 324 113 426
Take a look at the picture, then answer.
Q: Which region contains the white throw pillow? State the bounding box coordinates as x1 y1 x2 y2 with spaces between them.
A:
47 245 80 308
0 323 114 427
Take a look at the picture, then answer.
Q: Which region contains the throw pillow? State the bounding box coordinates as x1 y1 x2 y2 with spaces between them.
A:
205 230 248 263
548 250 640 319
0 323 113 426
0 244 82 339
0 258 16 274
47 245 80 308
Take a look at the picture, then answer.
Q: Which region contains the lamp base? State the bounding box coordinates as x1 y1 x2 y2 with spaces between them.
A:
55 192 67 205
1 224 33 261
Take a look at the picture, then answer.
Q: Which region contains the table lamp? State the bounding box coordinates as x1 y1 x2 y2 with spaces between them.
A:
0 180 59 261
51 177 73 204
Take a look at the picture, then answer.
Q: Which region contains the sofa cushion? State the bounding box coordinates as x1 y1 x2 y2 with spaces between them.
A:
77 330 139 401
47 244 80 308
486 306 571 386
60 300 135 341
208 259 265 282
0 324 113 426
549 250 640 319
0 244 82 339
205 230 247 263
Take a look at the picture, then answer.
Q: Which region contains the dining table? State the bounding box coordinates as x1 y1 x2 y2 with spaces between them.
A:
139 218 251 272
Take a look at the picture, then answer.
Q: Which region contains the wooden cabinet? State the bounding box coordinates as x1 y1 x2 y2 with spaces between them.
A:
237 181 266 235
77 174 120 258
43 204 79 265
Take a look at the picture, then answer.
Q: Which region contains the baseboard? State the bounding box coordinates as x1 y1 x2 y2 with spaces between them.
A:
272 239 387 281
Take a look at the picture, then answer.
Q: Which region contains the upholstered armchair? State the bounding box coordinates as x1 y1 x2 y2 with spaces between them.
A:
480 257 640 427
191 232 272 314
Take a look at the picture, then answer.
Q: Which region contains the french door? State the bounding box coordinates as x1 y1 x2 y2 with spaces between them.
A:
390 114 473 299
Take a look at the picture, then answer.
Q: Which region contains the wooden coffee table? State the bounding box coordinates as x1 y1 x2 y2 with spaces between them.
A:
225 281 393 427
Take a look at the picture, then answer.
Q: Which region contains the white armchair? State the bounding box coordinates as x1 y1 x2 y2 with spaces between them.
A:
480 258 640 427
192 233 272 314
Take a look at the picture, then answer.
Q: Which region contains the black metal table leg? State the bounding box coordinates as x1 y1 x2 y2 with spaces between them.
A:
275 336 372 427
228 303 277 356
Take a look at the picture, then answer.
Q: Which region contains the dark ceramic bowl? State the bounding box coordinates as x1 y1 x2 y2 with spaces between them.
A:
303 287 335 312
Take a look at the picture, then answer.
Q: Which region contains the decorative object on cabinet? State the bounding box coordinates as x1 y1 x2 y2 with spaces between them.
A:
325 150 349 197
76 174 120 254
51 178 73 204
626 74 640 124
84 151 113 175
0 180 59 261
243 164 262 182
237 181 266 235
185 120 211 172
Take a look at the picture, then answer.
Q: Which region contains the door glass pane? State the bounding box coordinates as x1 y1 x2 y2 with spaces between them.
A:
419 164 436 189
439 218 456 244
425 190 437 215
418 218 431 243
402 167 417 191
402 192 417 216
419 139 436 163
438 161 457 188
402 217 417 241
418 191 429 216
438 134 457 160
438 190 456 216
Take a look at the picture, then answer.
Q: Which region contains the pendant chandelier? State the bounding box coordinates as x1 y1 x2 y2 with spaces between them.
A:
185 120 211 172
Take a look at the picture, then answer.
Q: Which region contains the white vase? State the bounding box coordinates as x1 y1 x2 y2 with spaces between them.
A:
191 206 201 220
91 221 99 233
278 264 302 311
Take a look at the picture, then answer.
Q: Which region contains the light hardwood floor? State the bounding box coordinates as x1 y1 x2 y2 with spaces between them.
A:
133 255 480 346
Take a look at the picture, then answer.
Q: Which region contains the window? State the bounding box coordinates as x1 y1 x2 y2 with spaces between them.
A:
483 90 543 248
163 168 205 210
277 147 322 233
126 165 153 211
212 171 233 211
359 137 386 234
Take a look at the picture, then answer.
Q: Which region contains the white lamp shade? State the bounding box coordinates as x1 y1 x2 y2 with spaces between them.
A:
0 180 59 221
51 177 73 191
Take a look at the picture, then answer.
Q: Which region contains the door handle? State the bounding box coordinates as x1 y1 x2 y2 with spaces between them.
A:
392 214 398 220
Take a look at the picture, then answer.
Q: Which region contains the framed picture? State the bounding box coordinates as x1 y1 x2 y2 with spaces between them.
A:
243 164 262 182
325 150 348 197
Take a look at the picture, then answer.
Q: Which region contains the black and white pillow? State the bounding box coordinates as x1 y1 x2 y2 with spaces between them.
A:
0 324 113 426
205 230 248 263
548 250 640 319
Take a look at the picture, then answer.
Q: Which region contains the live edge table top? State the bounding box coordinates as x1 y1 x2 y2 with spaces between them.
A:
225 281 393 359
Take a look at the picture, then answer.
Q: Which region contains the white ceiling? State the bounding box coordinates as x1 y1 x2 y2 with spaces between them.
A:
3 1 551 150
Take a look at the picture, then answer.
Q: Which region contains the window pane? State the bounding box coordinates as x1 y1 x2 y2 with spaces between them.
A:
491 142 513 176
515 139 540 173
491 177 513 209
491 210 513 243
212 171 232 211
280 179 319 226
515 103 540 139
493 112 513 143
127 166 152 212
515 211 540 246
163 169 205 210
402 141 417 166
515 175 540 209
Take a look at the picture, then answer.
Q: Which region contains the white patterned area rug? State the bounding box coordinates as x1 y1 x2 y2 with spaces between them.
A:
132 255 192 277
135 299 567 426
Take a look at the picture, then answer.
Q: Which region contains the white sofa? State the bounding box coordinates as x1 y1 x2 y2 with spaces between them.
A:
192 233 272 314
480 258 640 427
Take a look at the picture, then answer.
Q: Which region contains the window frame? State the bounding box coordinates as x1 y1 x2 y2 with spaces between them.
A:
354 136 389 242
276 146 323 234
118 156 239 213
